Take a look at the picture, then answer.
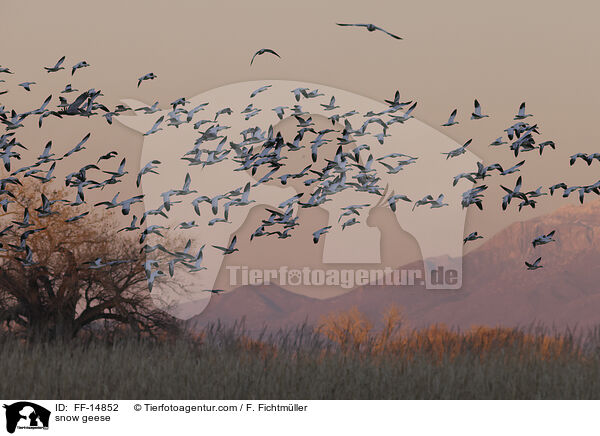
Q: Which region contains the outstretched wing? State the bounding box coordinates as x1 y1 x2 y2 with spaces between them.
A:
262 49 281 58
377 26 403 40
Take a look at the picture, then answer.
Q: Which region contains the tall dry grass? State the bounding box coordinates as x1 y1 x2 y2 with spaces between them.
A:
317 306 583 362
2 309 600 399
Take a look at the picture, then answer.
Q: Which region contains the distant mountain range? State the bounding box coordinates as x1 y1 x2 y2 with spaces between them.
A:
188 200 600 332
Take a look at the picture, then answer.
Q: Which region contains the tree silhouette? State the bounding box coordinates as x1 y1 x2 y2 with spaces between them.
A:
0 179 179 340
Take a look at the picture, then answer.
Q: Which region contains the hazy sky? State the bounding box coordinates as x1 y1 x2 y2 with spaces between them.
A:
1 0 598 298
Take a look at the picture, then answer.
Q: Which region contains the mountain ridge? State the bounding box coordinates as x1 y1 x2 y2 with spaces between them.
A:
188 199 600 332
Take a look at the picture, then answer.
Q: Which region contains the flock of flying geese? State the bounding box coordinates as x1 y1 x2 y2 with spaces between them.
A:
0 21 580 295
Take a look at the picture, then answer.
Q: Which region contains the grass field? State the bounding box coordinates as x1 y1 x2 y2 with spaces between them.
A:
3 308 600 399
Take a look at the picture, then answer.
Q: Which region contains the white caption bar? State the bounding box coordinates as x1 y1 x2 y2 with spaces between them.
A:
0 400 597 435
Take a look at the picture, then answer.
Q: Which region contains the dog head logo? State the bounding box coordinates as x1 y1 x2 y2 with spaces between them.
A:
118 80 479 318
3 402 50 434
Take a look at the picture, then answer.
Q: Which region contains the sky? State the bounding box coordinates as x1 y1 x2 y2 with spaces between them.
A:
1 0 598 300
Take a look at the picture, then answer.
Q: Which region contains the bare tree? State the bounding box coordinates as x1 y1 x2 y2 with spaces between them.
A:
0 180 180 340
